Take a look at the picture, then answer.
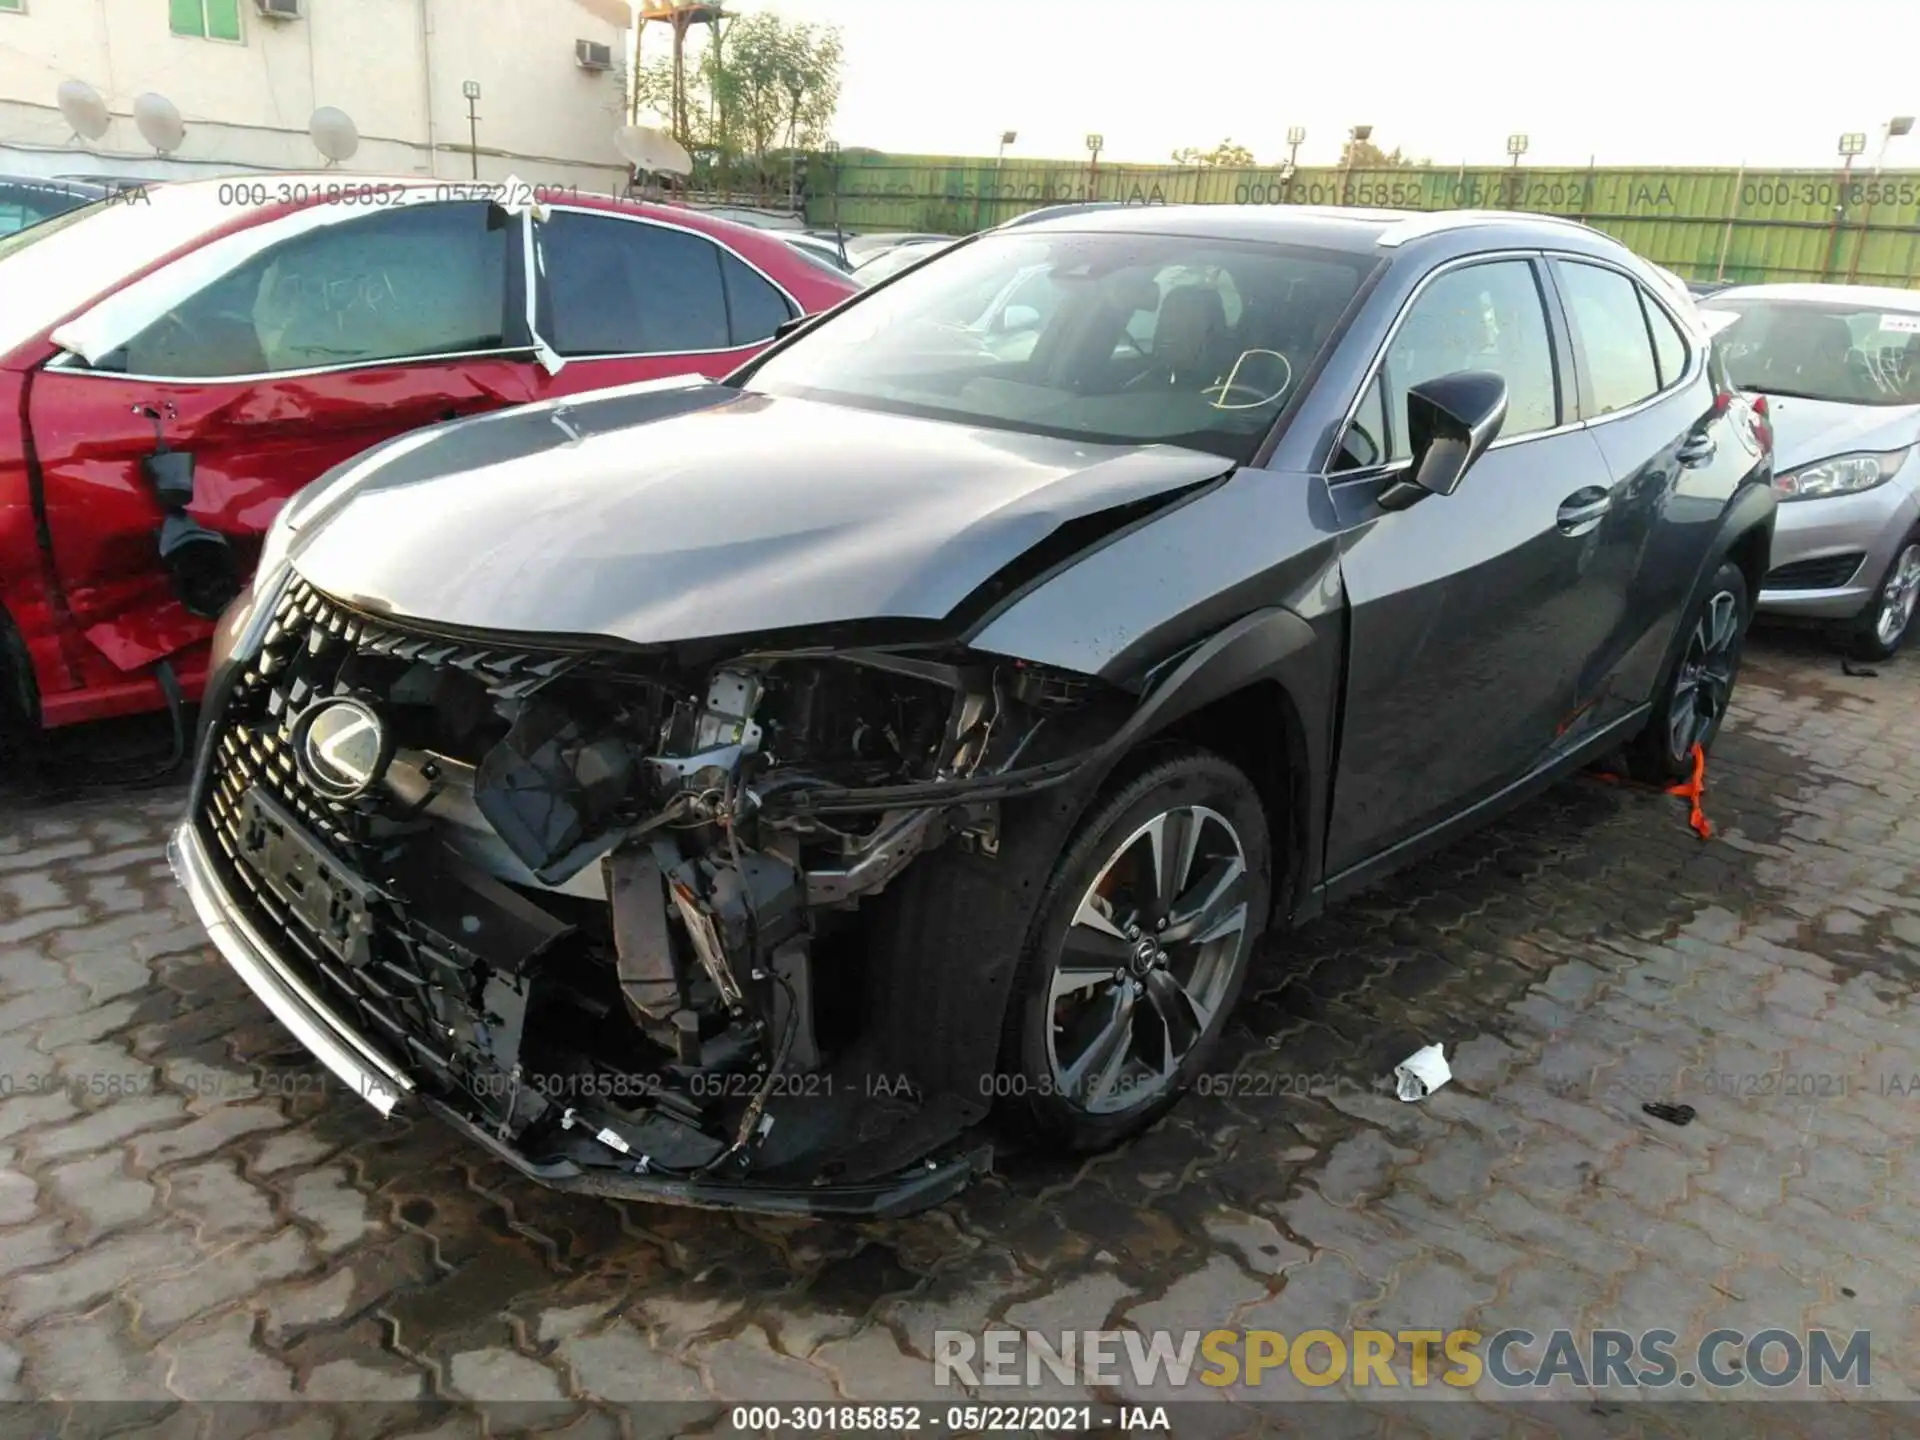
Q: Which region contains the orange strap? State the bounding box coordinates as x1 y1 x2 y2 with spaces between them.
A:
1664 742 1713 840
1590 742 1713 840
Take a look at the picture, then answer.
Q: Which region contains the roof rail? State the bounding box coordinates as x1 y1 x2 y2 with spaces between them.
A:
1376 209 1603 248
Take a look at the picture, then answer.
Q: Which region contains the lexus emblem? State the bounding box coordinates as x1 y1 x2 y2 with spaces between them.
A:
293 698 390 800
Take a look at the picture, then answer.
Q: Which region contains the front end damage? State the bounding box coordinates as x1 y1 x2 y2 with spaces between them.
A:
181 575 1139 1215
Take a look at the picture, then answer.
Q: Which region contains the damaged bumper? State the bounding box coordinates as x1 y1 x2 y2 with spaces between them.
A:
169 819 990 1219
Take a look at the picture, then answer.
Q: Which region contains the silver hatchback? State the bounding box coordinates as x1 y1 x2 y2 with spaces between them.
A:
1698 284 1920 658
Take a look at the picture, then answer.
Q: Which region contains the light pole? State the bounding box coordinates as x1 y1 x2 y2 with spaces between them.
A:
1506 132 1529 208
1825 131 1868 279
984 129 1016 229
1284 126 1306 203
824 139 843 264
1086 133 1104 201
461 80 481 180
1848 117 1915 284
1875 115 1916 173
1342 124 1372 207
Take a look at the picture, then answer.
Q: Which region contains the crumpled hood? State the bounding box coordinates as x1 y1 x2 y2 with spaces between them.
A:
288 379 1231 645
1758 392 1920 473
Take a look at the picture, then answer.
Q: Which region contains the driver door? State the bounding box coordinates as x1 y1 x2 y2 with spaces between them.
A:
26 199 536 689
1325 255 1619 877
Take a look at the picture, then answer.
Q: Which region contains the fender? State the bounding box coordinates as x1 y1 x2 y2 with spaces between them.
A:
766 607 1336 830
1110 605 1334 924
1653 476 1776 691
861 608 1336 1107
3 366 82 719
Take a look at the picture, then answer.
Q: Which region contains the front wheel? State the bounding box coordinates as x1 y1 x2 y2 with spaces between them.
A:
997 750 1272 1152
1844 532 1920 662
1626 560 1750 785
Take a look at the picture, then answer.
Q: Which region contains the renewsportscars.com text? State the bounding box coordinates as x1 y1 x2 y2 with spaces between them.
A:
933 1327 1872 1390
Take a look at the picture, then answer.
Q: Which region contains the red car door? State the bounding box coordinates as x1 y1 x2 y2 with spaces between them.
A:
525 205 850 403
25 199 536 723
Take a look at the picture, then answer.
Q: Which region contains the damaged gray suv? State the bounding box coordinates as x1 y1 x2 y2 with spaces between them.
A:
172 205 1776 1218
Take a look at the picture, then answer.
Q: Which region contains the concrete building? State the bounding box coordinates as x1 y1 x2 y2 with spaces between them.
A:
0 0 634 187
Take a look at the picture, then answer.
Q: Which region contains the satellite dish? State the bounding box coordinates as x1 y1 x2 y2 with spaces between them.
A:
133 93 185 156
309 107 359 166
56 80 111 141
615 124 692 178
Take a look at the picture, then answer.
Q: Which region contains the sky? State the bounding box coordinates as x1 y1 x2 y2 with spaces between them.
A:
706 0 1920 171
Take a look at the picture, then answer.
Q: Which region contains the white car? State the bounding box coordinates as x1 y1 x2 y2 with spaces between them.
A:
1699 283 1920 659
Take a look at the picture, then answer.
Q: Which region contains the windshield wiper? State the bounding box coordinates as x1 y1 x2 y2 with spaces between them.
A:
1740 385 1845 404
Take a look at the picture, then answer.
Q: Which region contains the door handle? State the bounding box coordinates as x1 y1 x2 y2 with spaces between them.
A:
1556 489 1612 533
1677 434 1717 466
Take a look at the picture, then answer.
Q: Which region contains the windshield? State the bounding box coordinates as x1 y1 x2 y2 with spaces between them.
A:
0 184 256 358
747 230 1373 460
1700 297 1920 406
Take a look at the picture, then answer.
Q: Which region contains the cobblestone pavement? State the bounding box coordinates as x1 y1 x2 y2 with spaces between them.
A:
0 631 1916 1435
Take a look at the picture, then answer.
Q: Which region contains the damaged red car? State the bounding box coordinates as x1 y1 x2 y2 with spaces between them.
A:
0 177 855 740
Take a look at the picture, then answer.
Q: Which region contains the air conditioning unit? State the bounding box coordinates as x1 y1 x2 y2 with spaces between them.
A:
575 39 616 71
255 0 303 19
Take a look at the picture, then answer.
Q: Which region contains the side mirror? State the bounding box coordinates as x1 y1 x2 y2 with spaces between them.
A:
773 314 811 341
1378 370 1508 511
157 512 239 620
998 303 1041 333
143 448 196 508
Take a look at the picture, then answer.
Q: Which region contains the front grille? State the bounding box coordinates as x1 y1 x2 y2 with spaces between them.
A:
1764 553 1867 591
197 576 585 1105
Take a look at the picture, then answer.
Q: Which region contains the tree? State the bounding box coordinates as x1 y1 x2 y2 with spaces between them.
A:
616 10 843 166
1339 138 1429 168
622 54 706 137
1172 138 1257 167
705 13 843 159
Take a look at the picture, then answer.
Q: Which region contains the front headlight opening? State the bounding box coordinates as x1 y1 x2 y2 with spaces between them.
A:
1773 449 1908 501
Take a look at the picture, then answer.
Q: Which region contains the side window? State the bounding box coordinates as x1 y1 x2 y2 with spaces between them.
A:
1335 374 1389 472
1556 261 1660 414
719 251 793 347
117 202 510 379
1382 260 1557 461
543 211 731 356
1642 290 1692 388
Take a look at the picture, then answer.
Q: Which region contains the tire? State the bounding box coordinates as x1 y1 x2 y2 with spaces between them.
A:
1626 559 1750 785
0 607 38 773
1843 531 1920 663
995 748 1272 1152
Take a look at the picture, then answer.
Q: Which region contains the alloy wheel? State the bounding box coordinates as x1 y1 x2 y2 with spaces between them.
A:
1044 805 1250 1115
1874 543 1920 649
1668 588 1742 759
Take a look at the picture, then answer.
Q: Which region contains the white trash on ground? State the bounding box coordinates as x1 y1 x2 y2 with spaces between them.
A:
1394 1043 1452 1102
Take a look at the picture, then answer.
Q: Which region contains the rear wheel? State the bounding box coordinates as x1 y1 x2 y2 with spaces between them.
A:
1626 560 1749 784
1843 532 1920 662
997 750 1271 1152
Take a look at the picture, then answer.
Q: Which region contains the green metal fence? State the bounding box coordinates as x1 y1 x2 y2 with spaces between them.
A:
807 154 1920 288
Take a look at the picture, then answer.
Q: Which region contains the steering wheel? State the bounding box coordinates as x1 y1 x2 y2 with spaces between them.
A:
1203 379 1282 410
